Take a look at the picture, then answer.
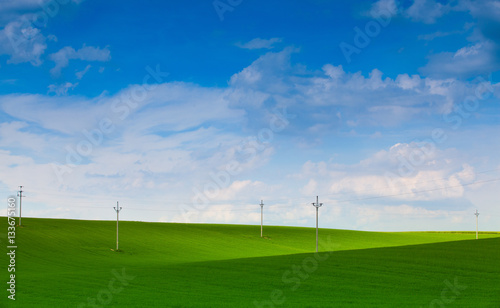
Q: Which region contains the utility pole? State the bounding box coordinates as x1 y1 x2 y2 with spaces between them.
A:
113 202 122 250
17 186 24 226
312 196 323 253
475 209 479 240
260 200 264 238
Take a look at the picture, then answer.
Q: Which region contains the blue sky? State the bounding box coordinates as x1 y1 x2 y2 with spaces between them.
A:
0 0 499 231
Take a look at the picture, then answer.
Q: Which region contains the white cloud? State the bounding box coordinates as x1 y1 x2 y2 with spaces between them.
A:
0 0 84 65
208 180 271 202
395 74 422 90
0 122 54 152
0 47 498 231
301 179 318 196
301 66 469 126
228 49 459 131
236 37 283 50
0 150 61 194
0 93 109 134
421 41 500 78
296 142 479 202
49 45 111 76
0 0 70 15
229 47 297 92
0 1 49 26
369 0 398 18
370 0 450 24
48 82 79 95
47 34 57 42
122 82 245 133
226 48 496 133
405 0 448 24
351 204 457 230
454 43 483 58
415 0 500 78
0 79 258 197
0 0 83 16
0 15 47 65
75 64 91 79
461 0 500 28
418 30 462 41
322 64 345 80
0 80 246 136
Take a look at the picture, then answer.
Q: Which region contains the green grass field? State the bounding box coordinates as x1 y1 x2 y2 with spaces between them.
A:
1 218 499 307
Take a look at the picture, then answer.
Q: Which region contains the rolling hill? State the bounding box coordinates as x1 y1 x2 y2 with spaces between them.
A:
1 218 499 307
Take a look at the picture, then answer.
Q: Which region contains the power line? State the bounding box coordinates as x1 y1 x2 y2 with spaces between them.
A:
310 167 500 200
23 167 500 204
21 177 500 214
331 177 500 205
263 168 500 206
12 175 500 215
293 177 500 206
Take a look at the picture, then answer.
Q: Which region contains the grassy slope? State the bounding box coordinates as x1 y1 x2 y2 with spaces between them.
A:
1 218 499 307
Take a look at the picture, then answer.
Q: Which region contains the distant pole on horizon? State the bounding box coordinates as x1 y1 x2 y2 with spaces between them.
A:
113 202 122 250
312 196 323 253
17 186 24 226
475 209 479 240
260 200 264 238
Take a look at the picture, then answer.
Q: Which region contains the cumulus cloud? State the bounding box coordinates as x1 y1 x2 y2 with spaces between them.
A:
296 142 479 202
49 45 111 76
405 0 448 23
225 48 494 132
0 16 47 65
395 74 422 89
302 65 467 125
